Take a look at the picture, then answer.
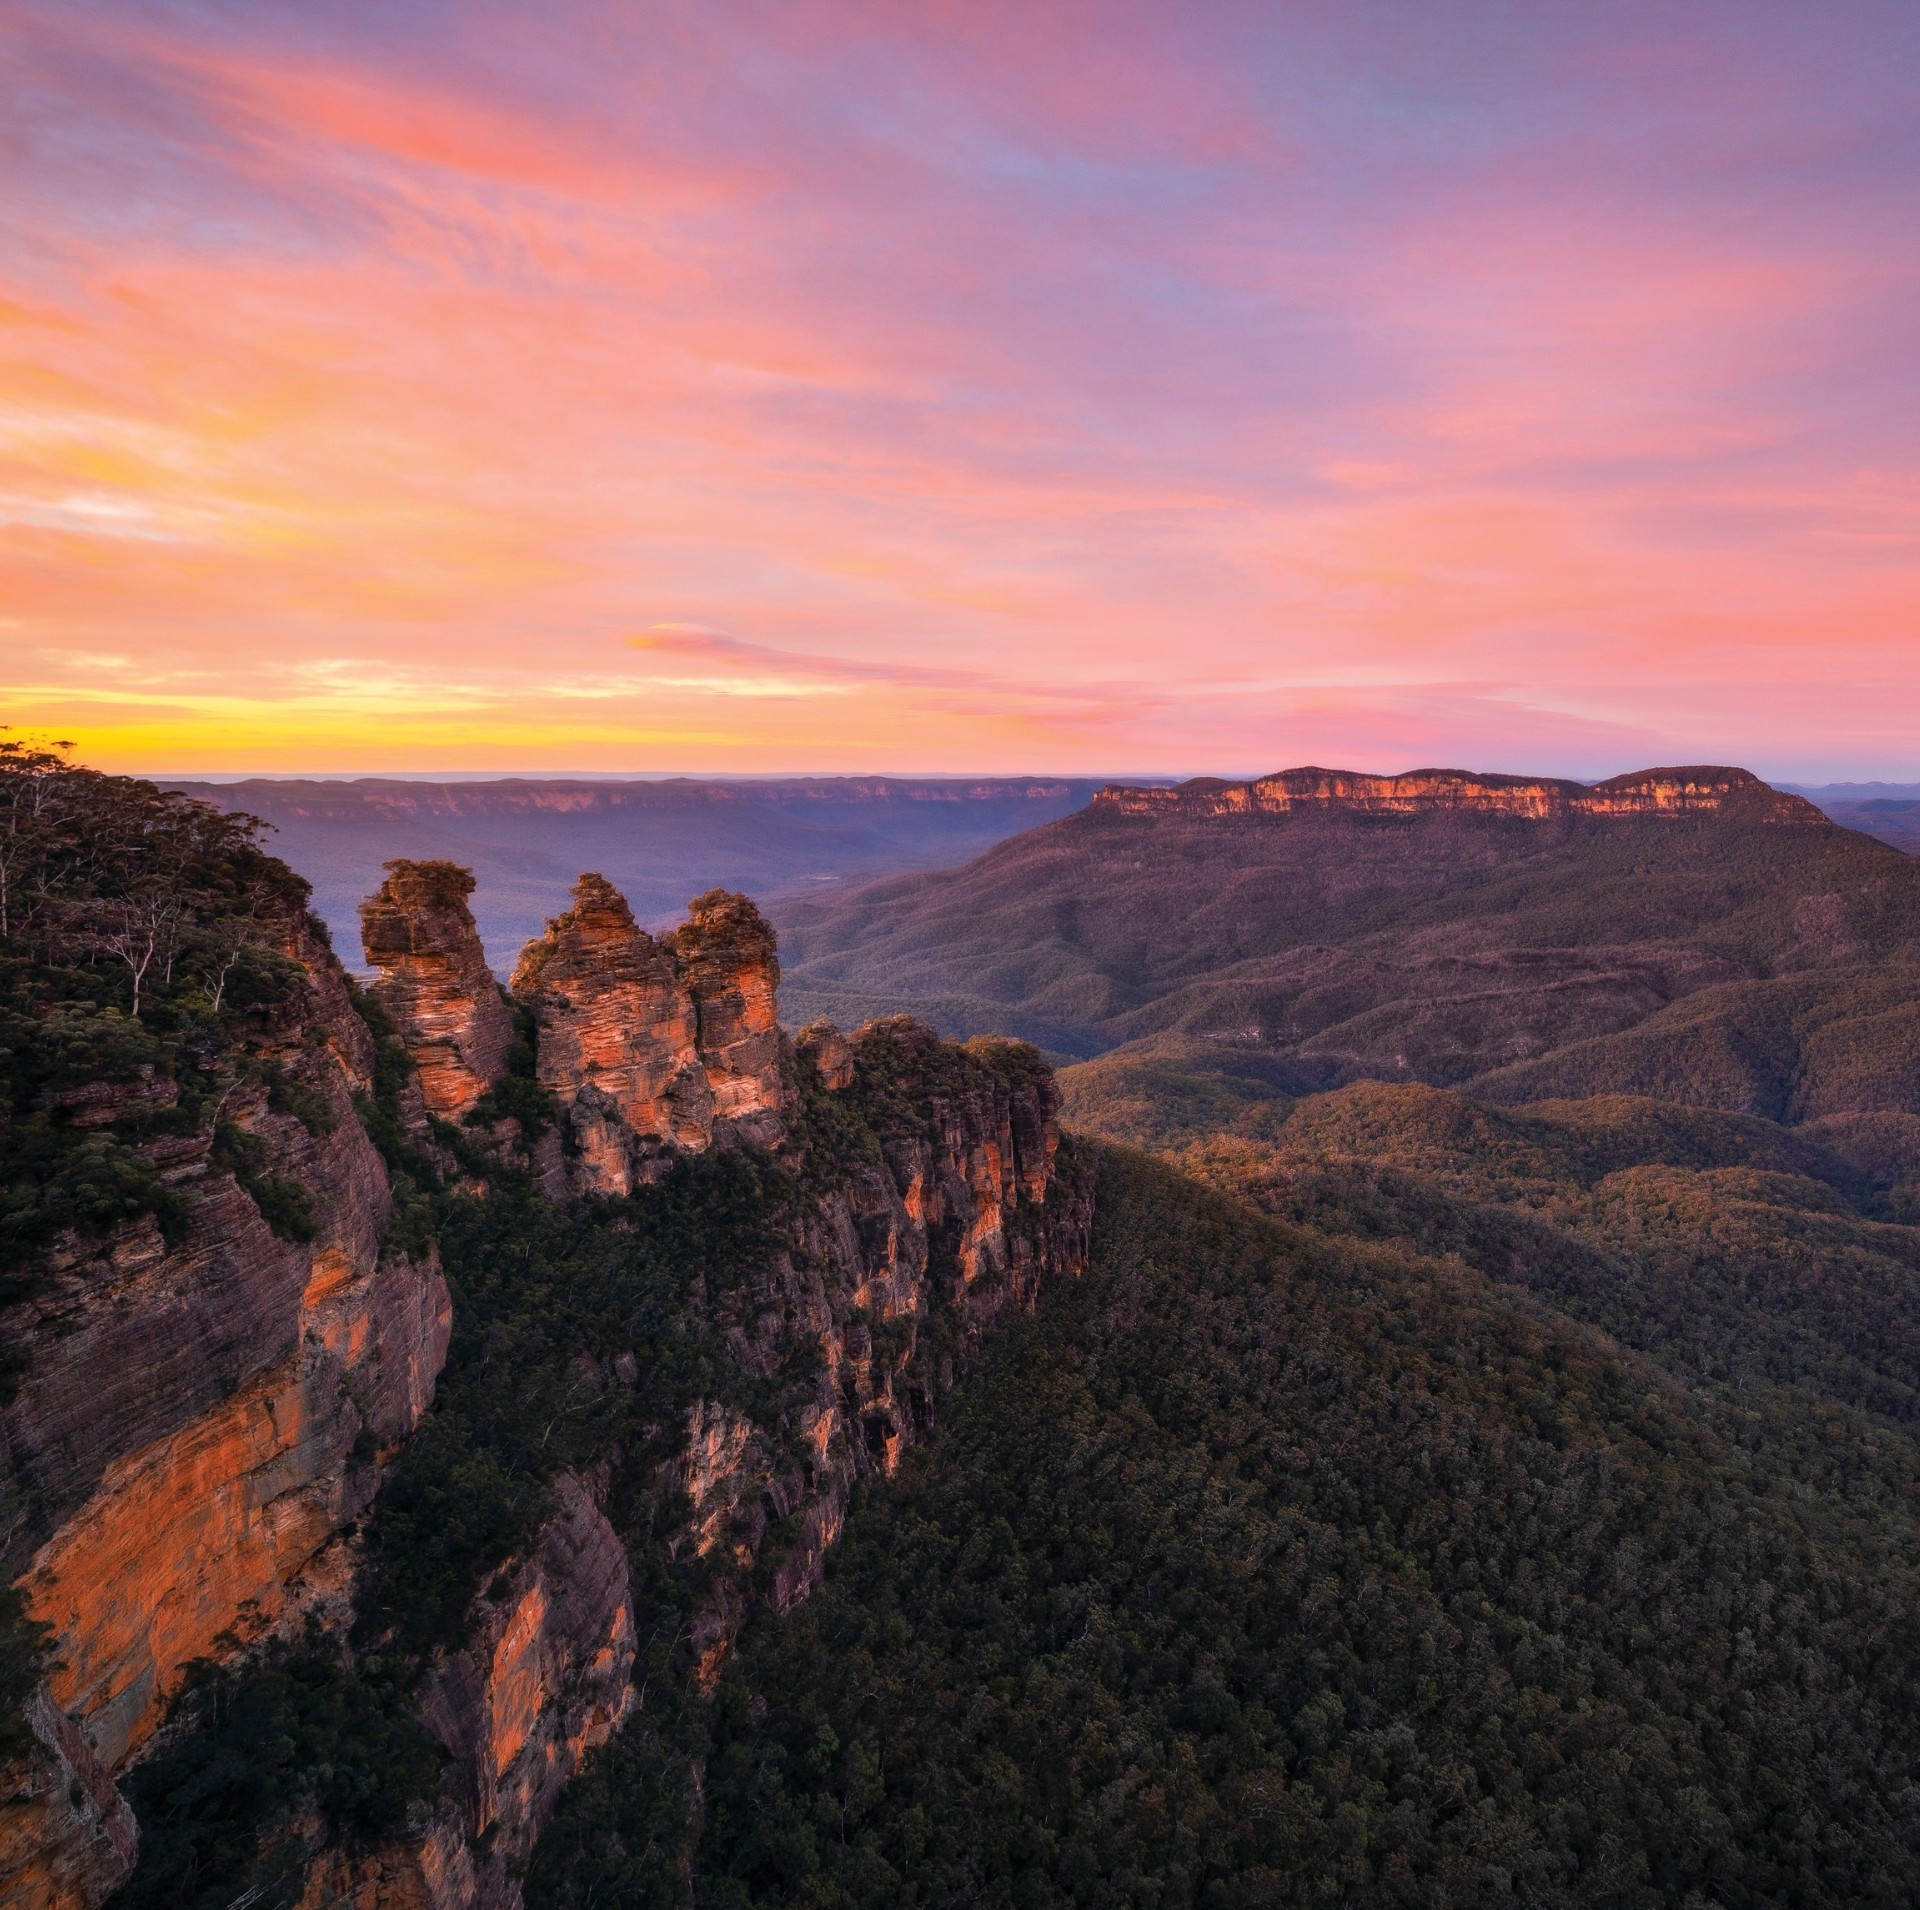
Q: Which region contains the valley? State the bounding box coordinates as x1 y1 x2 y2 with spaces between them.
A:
5 752 1920 1908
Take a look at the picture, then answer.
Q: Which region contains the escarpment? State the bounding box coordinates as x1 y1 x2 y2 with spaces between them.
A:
1 855 451 1907
1092 763 1827 824
16 822 1085 1910
772 759 1920 1079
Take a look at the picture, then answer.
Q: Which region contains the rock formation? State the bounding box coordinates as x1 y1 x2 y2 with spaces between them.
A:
6 837 1087 1910
508 876 787 1192
1093 764 1827 824
300 1475 635 1910
795 1019 855 1090
672 888 787 1139
361 860 516 1118
665 1018 1090 1645
508 874 711 1190
0 913 451 1909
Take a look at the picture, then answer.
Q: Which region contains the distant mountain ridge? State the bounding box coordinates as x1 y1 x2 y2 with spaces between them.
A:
1096 762 1823 823
770 761 1920 1115
162 775 1108 971
1786 783 1920 855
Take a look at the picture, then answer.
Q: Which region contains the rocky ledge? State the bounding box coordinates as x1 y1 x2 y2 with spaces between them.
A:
1093 764 1826 824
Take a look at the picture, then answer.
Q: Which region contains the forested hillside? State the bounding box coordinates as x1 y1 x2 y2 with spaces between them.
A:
771 766 1920 1101
587 1143 1920 1907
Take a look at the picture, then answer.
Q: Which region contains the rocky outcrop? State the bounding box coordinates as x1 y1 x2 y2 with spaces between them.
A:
305 1475 634 1910
508 875 710 1191
0 912 451 1906
669 1020 1092 1638
361 861 516 1118
510 877 787 1193
795 1020 855 1090
0 1692 138 1910
672 889 787 1139
1094 764 1827 824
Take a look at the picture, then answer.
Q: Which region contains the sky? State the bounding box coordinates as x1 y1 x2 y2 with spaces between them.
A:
2 0 1918 780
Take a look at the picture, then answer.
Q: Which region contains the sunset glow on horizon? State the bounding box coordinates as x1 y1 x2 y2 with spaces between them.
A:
4 1 1918 780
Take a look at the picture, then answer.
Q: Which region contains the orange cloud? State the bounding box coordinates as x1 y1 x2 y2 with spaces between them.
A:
3 1 1918 779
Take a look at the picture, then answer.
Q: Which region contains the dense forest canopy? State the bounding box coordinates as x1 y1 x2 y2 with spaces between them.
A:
619 1145 1920 1909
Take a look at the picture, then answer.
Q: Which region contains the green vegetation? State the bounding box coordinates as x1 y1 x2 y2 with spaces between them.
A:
1474 965 1920 1118
107 1629 441 1910
675 887 784 986
0 1582 50 1765
773 793 1920 1092
653 1145 1920 1908
0 740 314 1280
1060 1037 1299 1148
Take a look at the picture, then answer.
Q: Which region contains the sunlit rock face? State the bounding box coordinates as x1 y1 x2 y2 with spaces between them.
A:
0 914 451 1908
511 877 788 1193
1094 764 1827 824
672 888 788 1139
509 874 709 1189
306 1474 635 1910
360 860 516 1119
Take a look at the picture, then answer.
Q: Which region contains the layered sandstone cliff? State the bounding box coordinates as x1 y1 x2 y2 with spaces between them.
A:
361 861 517 1118
634 1015 1091 1695
508 877 787 1193
326 875 1087 1907
0 913 451 1909
1093 764 1826 824
300 1475 635 1910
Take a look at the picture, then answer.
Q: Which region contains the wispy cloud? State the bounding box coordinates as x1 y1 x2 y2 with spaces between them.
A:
3 1 1919 777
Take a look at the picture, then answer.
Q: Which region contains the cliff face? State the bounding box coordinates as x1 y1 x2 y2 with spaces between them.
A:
1092 764 1826 824
361 861 517 1118
301 1475 635 1910
0 914 451 1909
667 1019 1090 1648
508 877 787 1193
10 838 1085 1910
332 879 1087 1909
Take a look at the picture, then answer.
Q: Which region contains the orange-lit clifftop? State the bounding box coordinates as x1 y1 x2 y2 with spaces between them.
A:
506 876 787 1194
1091 764 1826 823
361 859 517 1118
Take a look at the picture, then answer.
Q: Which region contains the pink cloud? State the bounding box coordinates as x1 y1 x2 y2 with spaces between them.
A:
2 1 1917 780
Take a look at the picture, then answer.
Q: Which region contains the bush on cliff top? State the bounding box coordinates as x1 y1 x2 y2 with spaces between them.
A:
0 743 315 1279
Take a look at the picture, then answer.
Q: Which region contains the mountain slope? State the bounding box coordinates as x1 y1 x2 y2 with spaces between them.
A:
553 1142 1920 1908
1789 785 1920 855
771 766 1920 1101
